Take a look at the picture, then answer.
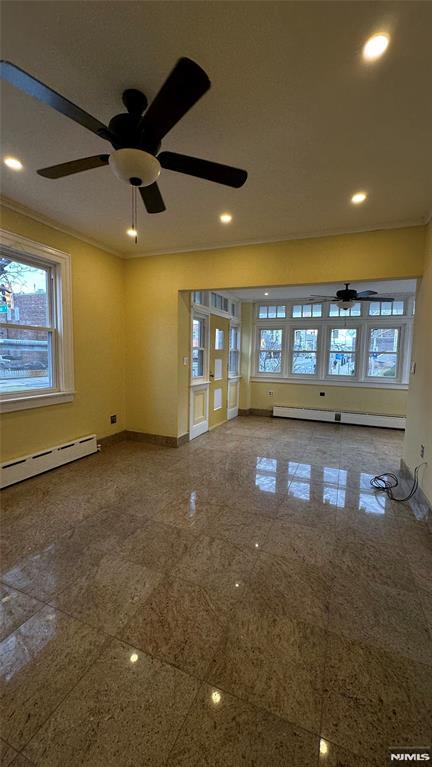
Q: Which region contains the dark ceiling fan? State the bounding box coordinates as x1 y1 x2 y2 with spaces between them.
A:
307 283 395 309
0 58 248 213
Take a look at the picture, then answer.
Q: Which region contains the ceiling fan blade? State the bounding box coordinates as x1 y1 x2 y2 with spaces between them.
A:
308 295 337 299
139 57 210 142
139 183 166 214
359 296 394 302
158 151 247 188
37 154 110 179
0 60 114 141
356 290 378 297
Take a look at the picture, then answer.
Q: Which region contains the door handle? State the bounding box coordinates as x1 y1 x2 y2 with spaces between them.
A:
209 372 214 378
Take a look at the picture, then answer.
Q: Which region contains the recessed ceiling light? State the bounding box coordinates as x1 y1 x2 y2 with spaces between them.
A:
351 192 367 205
363 33 390 61
219 212 232 224
4 156 23 171
126 227 138 238
264 291 269 296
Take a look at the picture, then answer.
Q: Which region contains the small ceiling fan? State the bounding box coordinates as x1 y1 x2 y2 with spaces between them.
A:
307 283 395 310
0 58 248 214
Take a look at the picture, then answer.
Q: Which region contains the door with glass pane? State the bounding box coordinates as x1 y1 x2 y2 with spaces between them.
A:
209 315 229 429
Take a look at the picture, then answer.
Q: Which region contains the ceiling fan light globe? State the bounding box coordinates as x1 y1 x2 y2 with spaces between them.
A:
340 300 354 310
109 148 160 187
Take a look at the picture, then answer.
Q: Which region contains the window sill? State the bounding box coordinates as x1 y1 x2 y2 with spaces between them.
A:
250 377 409 390
0 391 75 413
190 379 210 387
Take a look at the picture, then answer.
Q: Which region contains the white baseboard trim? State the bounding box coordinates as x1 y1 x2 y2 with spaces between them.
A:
272 406 405 429
1 434 98 488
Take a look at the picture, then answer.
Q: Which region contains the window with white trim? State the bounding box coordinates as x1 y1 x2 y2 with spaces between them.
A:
368 300 404 316
291 328 319 375
229 325 240 376
328 328 358 376
258 304 286 319
258 328 283 374
292 303 322 318
367 327 400 378
191 316 207 379
252 295 414 388
0 233 73 412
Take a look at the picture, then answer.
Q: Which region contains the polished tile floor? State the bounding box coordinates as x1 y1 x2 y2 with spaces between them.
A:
1 417 431 766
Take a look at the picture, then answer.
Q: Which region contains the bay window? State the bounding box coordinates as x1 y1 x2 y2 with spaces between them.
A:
252 296 413 388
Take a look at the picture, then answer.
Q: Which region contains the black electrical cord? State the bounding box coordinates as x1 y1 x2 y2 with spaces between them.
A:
370 462 427 502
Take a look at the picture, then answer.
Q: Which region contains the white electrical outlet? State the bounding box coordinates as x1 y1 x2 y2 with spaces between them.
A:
183 356 189 366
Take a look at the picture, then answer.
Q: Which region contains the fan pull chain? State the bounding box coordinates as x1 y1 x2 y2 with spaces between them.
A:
131 186 138 244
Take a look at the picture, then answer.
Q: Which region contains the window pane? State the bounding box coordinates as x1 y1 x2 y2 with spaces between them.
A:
229 350 239 375
350 303 361 316
292 353 317 375
392 300 404 315
328 353 356 376
0 328 52 392
267 305 277 318
215 328 225 350
258 306 268 318
369 327 399 353
192 291 202 305
292 305 302 318
192 318 203 348
329 303 340 317
276 306 286 318
0 259 50 326
259 351 281 373
293 328 318 351
312 304 322 317
230 327 239 351
368 353 397 378
329 328 357 376
260 329 282 350
369 302 380 316
258 329 282 374
192 348 203 377
302 304 312 318
329 328 357 352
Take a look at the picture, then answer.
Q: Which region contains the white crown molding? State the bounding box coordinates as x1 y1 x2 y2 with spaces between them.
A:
1 194 426 261
0 196 122 258
123 218 424 259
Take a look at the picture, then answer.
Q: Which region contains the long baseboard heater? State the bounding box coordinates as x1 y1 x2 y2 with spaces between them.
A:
272 406 405 430
0 434 98 489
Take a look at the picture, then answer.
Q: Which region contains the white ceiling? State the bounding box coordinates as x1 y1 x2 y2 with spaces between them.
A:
228 278 417 301
1 1 431 258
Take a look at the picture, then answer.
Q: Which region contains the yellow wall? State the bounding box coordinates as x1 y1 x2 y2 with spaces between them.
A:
403 221 432 504
249 381 407 416
0 209 426 460
0 205 126 461
125 226 424 437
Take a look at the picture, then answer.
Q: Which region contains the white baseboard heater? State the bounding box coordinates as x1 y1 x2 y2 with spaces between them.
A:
273 406 405 430
1 434 98 489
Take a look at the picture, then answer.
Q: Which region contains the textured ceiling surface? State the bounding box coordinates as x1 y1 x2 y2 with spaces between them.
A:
1 1 431 257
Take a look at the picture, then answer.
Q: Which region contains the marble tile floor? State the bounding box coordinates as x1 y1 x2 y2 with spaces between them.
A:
0 416 431 766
